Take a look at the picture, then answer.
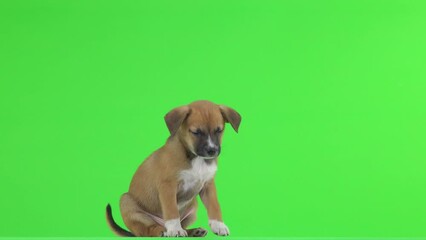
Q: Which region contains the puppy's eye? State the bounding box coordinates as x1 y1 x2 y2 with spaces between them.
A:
190 129 201 136
215 128 223 133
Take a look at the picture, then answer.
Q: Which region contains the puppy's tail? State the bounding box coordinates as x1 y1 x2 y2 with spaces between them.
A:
106 204 135 237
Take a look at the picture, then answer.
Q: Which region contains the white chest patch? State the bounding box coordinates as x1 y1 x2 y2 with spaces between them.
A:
179 156 217 192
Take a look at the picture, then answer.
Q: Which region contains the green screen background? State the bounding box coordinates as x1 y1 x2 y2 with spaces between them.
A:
1 0 426 238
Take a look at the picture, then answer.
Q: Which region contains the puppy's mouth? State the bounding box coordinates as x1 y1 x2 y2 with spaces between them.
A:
189 150 217 160
195 153 217 160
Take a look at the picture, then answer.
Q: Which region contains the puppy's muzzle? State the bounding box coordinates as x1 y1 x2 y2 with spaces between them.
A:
205 146 219 157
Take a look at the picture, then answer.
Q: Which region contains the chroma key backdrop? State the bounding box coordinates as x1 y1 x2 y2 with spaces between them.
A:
1 0 426 238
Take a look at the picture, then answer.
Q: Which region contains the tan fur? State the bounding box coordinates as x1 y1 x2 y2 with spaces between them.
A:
106 100 241 237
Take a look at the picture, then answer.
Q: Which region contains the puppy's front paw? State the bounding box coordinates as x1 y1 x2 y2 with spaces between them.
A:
209 219 230 236
163 219 188 237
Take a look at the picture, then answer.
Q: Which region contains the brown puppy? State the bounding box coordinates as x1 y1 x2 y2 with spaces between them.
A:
106 100 241 237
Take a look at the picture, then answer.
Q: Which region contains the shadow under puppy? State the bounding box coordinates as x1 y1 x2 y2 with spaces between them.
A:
106 100 241 237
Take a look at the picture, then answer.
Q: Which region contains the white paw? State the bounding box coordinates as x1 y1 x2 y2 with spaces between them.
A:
163 219 188 237
209 219 230 236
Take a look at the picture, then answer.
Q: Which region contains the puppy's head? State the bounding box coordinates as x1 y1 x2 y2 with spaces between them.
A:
165 100 241 159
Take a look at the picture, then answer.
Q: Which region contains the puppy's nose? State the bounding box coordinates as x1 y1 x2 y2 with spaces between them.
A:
206 146 218 156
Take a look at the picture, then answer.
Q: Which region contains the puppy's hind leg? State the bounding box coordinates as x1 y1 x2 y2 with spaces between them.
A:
187 228 208 237
120 193 165 237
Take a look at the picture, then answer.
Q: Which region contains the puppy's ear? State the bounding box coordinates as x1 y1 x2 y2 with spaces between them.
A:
219 105 241 133
164 106 190 136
